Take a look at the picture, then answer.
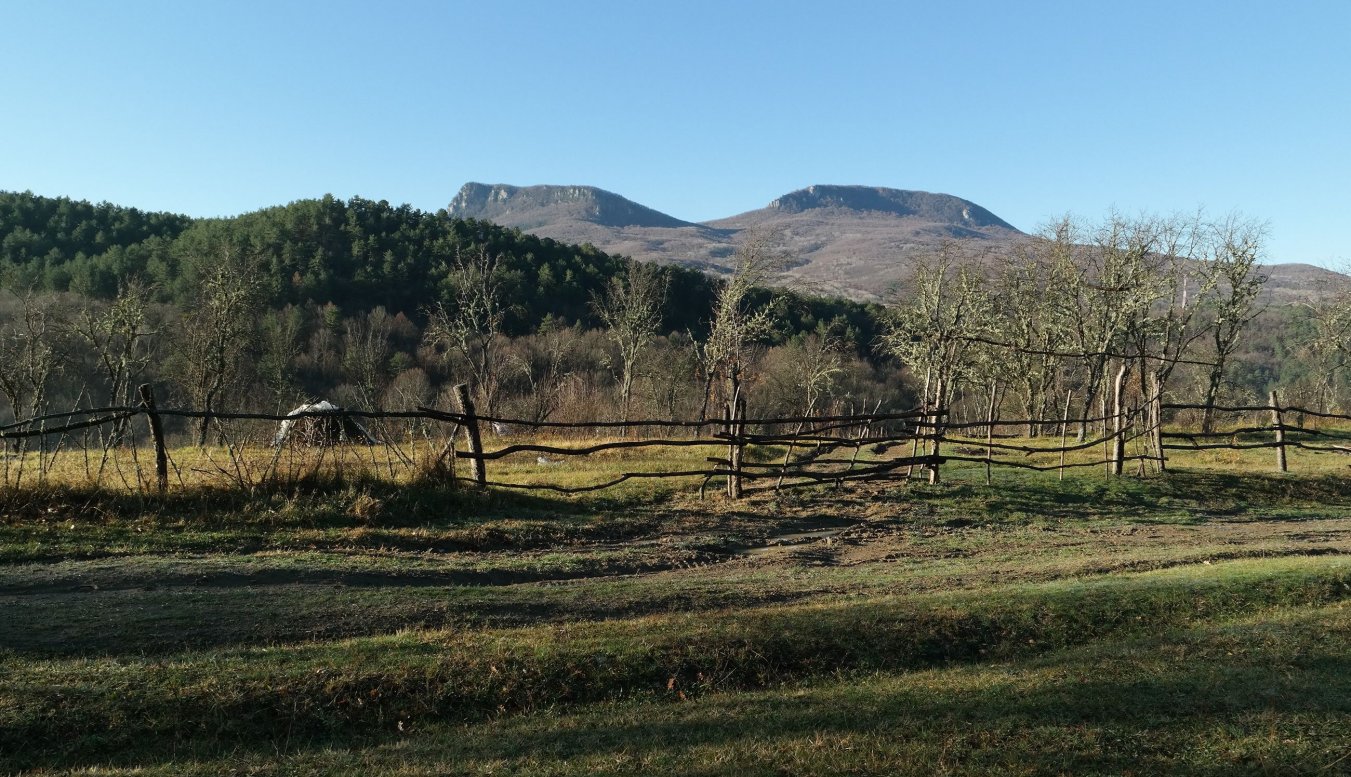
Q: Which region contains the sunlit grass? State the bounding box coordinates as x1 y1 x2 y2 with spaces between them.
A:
91 600 1349 777
4 420 1351 774
4 556 1349 772
4 413 1348 502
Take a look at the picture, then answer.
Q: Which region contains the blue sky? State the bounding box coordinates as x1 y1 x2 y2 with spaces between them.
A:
3 1 1348 266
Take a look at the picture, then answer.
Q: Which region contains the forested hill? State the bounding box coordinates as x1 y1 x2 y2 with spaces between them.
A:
0 191 882 347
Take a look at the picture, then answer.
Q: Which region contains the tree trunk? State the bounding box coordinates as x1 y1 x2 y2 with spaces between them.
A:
1110 363 1128 476
1200 356 1226 435
928 376 945 485
1078 362 1105 442
1149 371 1166 473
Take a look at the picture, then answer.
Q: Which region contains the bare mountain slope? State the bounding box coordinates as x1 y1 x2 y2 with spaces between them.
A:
705 185 1023 296
449 183 697 230
446 182 1343 302
447 183 1024 298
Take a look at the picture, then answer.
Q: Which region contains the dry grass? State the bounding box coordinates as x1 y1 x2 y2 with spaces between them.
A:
5 416 1348 499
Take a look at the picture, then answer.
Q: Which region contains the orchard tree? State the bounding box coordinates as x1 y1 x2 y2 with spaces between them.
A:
1304 285 1351 412
991 237 1076 435
881 243 993 413
698 233 786 420
1199 217 1268 432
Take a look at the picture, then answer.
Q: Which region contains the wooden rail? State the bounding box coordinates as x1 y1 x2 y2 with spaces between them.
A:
2 391 1348 497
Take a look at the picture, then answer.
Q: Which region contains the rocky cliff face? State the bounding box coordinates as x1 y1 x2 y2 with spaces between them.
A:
448 183 693 229
758 185 1017 231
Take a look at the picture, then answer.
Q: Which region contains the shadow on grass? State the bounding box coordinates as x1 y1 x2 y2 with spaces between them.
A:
929 469 1351 525
0 472 640 531
17 607 1351 774
389 656 1351 774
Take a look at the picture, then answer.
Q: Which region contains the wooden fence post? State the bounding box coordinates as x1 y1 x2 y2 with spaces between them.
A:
734 394 746 498
984 381 997 486
1058 390 1073 482
723 389 745 500
136 383 168 495
1149 372 1166 473
928 378 945 485
1270 390 1287 473
722 403 733 498
452 384 487 488
1110 363 1127 477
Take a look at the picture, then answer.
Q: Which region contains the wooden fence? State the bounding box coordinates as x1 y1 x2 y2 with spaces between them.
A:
1161 392 1351 471
1 384 1349 498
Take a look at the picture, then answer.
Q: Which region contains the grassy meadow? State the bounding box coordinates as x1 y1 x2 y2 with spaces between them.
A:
1 427 1350 774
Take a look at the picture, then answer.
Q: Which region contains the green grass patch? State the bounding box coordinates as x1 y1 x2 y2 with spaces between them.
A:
70 600 1351 776
3 555 1349 772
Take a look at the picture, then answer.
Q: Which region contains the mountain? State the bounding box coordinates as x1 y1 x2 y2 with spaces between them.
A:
447 182 1342 303
704 185 1024 297
1258 262 1351 302
723 185 1017 230
447 183 1025 299
448 183 696 230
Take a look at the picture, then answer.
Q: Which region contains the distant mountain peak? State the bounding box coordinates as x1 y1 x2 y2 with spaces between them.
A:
448 183 692 229
764 185 1017 230
442 181 1032 300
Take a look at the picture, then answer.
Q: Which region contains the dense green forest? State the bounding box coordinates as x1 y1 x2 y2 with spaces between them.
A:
0 191 897 427
1 191 1348 435
0 191 880 344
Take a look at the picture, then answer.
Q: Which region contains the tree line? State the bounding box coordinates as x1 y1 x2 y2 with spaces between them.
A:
2 191 1349 440
0 191 879 341
880 213 1351 437
0 192 895 435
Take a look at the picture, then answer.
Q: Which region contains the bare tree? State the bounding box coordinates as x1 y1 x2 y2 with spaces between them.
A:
0 291 64 420
646 334 702 421
698 233 787 419
424 247 508 414
507 322 577 424
176 249 266 445
1199 217 1268 432
881 243 992 412
592 261 667 433
1305 287 1351 413
72 280 158 412
792 333 847 415
340 307 396 410
258 305 306 410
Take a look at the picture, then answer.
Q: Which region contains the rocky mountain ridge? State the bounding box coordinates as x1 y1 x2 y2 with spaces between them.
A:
447 182 1346 302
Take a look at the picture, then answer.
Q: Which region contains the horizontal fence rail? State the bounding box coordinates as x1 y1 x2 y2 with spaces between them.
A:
1 383 1348 499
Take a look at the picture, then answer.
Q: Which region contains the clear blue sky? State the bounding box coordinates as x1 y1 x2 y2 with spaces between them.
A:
3 1 1348 266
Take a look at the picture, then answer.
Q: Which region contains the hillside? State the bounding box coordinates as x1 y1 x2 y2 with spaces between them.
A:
446 183 1024 298
448 183 697 230
447 182 1343 302
0 190 881 347
446 183 740 276
706 185 1023 297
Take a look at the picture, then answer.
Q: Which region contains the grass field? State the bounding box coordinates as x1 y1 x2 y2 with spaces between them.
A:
2 437 1350 775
